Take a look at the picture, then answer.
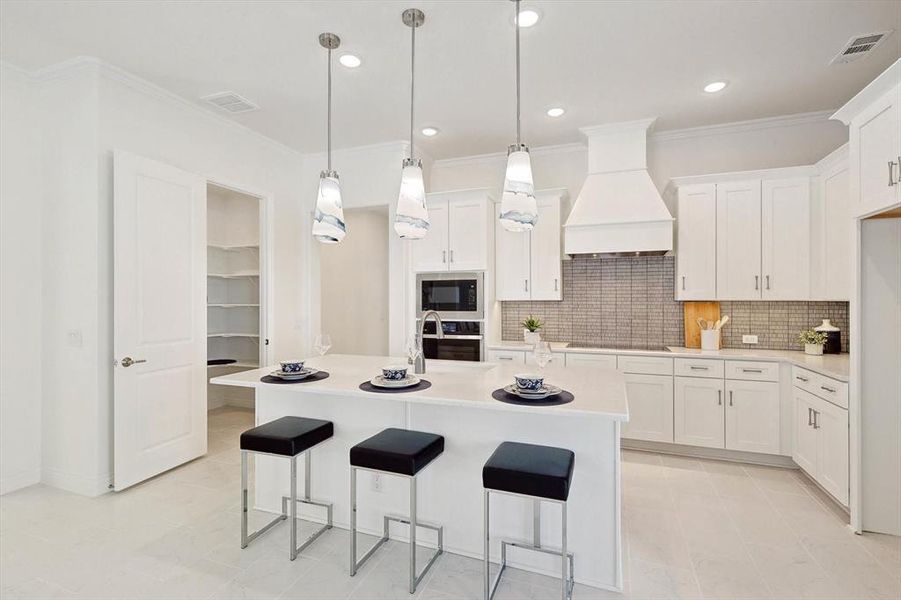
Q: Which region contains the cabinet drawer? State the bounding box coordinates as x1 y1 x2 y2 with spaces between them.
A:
725 360 779 382
793 367 848 409
487 350 525 364
565 353 617 369
674 358 725 379
617 355 673 375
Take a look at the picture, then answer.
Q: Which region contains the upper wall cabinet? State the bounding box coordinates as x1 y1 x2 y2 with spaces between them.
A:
762 178 810 300
716 180 763 300
675 184 716 300
832 59 901 219
810 145 851 300
496 190 565 301
413 189 493 273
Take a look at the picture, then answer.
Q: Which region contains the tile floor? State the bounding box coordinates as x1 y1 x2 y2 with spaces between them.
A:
1 407 898 600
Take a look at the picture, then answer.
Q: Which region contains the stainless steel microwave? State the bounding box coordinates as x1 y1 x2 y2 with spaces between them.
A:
416 272 484 320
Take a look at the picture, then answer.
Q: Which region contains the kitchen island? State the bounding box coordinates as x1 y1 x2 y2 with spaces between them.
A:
211 354 629 591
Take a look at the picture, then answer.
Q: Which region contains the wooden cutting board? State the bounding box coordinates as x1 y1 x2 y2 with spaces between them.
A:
683 301 720 348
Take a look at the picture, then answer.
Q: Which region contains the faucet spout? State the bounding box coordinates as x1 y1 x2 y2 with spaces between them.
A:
413 311 443 374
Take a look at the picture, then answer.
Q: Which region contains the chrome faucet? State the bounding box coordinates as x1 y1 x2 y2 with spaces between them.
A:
413 311 444 374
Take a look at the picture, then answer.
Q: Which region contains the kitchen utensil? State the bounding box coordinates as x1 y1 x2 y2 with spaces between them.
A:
684 302 721 348
716 315 730 330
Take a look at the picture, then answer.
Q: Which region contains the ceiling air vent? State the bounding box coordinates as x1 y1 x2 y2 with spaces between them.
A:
201 91 259 114
830 30 894 65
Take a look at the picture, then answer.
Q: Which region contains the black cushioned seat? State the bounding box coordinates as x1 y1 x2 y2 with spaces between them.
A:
482 441 575 501
350 428 444 476
240 416 334 456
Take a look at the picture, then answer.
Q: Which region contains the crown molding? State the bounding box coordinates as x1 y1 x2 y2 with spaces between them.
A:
433 141 585 169
580 118 657 137
669 164 816 188
832 58 900 124
652 110 838 143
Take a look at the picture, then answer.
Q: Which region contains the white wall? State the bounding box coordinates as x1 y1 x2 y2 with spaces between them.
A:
0 63 43 494
320 207 390 356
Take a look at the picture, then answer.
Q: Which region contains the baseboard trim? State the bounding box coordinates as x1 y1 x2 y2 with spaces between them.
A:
0 469 41 495
622 440 796 468
41 467 111 497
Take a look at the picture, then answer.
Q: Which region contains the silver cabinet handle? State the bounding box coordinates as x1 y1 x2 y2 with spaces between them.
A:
554 278 558 291
796 375 809 383
755 275 759 290
690 365 709 370
449 249 454 263
821 385 836 393
120 357 146 368
729 390 733 407
682 276 686 290
812 410 820 429
890 160 898 186
442 250 446 263
718 390 722 406
742 368 763 373
498 356 514 361
525 279 529 292
766 275 770 290
808 407 814 426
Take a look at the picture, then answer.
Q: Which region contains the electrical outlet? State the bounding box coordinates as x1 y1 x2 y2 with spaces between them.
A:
67 330 83 347
371 472 383 493
742 335 758 344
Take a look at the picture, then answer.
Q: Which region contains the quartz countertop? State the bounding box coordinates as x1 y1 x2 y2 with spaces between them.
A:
210 354 629 420
488 342 850 381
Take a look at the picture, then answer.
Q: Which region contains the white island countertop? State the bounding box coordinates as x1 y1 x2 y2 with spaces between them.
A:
210 353 629 420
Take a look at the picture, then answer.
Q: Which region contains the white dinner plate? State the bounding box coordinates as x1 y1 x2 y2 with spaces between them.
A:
271 367 318 380
370 374 420 389
503 384 562 400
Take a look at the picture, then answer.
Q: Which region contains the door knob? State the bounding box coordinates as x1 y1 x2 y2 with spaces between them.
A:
120 357 146 368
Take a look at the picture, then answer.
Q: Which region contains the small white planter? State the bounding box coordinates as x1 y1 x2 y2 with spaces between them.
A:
523 330 541 345
805 343 824 356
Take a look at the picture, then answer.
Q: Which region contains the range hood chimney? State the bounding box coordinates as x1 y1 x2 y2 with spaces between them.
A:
564 118 673 256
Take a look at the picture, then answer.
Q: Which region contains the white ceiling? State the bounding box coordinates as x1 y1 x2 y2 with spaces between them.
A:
1 1 899 158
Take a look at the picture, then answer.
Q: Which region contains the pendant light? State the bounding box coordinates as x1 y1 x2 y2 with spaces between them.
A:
499 0 537 233
312 32 346 244
394 8 429 240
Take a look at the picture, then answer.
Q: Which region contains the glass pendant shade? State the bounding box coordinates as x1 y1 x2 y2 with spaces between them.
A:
499 146 537 232
394 159 429 239
312 172 346 244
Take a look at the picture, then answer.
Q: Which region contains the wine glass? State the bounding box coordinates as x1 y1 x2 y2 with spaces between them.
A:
405 333 422 365
314 334 332 357
533 341 553 370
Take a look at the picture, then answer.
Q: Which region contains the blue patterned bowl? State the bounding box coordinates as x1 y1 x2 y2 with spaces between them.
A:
514 374 544 391
382 365 408 381
280 360 305 373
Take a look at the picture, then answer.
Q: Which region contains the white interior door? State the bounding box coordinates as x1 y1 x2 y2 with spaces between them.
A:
114 150 207 491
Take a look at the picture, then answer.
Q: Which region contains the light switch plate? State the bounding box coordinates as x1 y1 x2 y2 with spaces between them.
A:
742 334 758 344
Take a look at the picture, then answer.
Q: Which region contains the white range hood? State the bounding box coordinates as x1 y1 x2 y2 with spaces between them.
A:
564 118 673 256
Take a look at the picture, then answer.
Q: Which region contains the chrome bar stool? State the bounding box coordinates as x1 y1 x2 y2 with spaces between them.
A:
483 441 575 600
239 416 334 560
349 427 445 594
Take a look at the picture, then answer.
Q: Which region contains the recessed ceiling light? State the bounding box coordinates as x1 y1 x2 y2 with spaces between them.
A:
546 107 565 118
421 127 439 137
703 81 728 93
339 54 361 68
516 9 540 28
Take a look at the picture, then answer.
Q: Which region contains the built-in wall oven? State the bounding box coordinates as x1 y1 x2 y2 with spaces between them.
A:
421 321 484 362
416 272 484 320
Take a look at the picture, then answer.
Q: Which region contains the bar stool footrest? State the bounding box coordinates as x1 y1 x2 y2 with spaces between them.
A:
488 539 574 600
280 495 334 558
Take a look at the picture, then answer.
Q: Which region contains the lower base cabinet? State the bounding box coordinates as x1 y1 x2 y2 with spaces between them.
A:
674 377 725 448
725 380 781 454
622 373 674 443
794 387 849 506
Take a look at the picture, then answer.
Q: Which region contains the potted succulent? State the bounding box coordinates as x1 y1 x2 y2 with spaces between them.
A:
521 315 544 345
798 329 828 356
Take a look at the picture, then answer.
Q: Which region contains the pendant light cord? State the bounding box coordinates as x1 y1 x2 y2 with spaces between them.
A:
327 46 332 171
410 22 415 159
515 0 521 146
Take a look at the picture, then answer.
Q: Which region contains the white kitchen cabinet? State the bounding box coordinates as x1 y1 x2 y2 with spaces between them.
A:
621 373 674 443
833 60 900 218
675 183 717 300
716 180 762 299
811 146 851 300
495 191 564 300
414 189 491 273
674 376 725 449
487 349 525 364
762 178 810 300
725 380 780 455
792 382 849 506
793 389 819 475
565 352 617 369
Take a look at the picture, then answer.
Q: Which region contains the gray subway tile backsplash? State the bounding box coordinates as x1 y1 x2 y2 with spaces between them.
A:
500 255 849 352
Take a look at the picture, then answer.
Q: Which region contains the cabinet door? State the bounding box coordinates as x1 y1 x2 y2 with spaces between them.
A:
674 377 725 449
621 373 674 443
821 164 851 299
852 88 901 217
495 204 531 300
487 350 525 364
725 380 781 455
716 180 762 299
530 197 562 300
792 389 818 476
448 197 488 271
565 353 617 369
413 200 449 272
676 184 717 300
762 178 810 300
815 398 849 506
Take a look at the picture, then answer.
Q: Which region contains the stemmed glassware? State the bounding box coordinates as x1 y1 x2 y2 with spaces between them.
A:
314 334 332 357
533 341 553 370
405 333 422 365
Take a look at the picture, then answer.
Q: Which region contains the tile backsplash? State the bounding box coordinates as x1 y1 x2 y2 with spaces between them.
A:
500 255 849 352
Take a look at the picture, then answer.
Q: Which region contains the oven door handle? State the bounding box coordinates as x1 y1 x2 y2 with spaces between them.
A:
421 334 484 340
